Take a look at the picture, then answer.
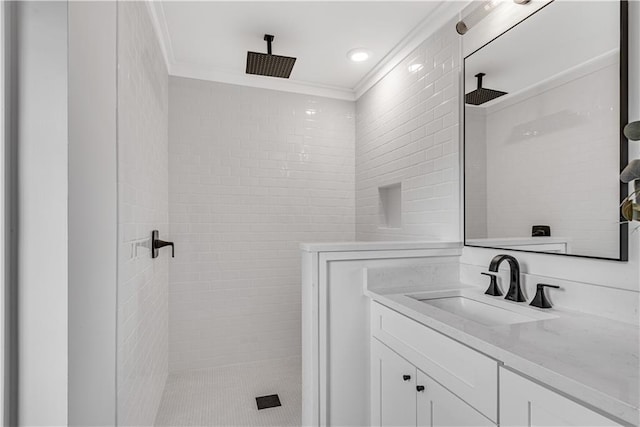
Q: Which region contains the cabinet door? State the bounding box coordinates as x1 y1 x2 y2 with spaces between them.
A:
416 370 495 427
371 339 417 427
500 368 622 427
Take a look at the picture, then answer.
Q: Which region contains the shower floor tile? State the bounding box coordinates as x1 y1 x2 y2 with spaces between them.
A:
154 356 301 427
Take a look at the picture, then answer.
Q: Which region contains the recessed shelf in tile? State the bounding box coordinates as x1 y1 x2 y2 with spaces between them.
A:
379 183 402 229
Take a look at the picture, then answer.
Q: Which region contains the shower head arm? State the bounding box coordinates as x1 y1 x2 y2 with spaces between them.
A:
264 34 274 55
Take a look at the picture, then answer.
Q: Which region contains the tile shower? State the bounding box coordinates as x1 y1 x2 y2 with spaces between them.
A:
167 77 355 372
115 3 470 425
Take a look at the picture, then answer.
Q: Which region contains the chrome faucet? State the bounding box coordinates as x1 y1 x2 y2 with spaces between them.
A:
488 254 526 302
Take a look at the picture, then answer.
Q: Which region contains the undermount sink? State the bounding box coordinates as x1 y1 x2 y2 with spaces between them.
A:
406 289 557 327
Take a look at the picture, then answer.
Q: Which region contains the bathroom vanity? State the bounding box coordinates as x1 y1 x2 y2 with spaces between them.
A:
301 242 639 427
368 287 637 426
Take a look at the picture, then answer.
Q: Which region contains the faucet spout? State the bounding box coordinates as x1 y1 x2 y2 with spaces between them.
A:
488 254 526 302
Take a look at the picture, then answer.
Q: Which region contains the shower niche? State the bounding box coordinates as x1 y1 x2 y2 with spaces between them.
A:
378 183 402 229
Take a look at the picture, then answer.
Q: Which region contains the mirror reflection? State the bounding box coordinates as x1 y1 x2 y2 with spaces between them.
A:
464 1 626 260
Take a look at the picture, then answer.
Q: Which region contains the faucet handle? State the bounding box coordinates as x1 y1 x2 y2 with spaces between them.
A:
481 272 502 297
530 283 560 309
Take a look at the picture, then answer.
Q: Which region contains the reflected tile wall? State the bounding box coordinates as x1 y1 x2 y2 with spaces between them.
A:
485 62 620 258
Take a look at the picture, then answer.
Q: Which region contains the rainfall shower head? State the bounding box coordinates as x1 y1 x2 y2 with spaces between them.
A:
246 34 296 79
465 73 507 105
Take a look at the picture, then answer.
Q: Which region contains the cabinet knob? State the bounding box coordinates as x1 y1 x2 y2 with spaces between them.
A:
416 385 425 392
402 375 411 381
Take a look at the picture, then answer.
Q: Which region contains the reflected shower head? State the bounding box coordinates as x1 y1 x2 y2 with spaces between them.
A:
246 34 296 79
465 73 507 105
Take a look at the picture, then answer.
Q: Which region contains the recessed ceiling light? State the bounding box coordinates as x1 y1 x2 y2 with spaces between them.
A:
408 63 424 73
347 48 371 63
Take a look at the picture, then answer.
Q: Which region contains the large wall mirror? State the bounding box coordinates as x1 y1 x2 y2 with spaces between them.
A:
463 1 628 261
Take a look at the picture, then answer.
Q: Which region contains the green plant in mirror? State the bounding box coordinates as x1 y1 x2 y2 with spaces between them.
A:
621 198 640 222
623 121 640 141
620 155 640 226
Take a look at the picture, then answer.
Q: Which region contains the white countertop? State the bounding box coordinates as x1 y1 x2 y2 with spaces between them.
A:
368 285 640 426
300 240 462 252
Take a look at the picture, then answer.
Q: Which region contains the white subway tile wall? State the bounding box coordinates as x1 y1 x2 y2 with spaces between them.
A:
117 2 169 426
356 21 461 241
168 77 355 372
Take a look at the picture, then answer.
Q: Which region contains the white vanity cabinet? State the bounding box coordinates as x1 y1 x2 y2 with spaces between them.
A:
416 370 495 427
371 339 417 427
370 302 498 425
370 302 499 422
370 301 626 427
500 368 623 427
371 338 494 427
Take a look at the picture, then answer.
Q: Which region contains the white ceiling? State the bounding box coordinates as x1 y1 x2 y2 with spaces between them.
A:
148 1 464 100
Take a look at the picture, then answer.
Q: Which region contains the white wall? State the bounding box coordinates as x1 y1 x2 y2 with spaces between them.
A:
68 2 117 425
168 77 355 372
7 4 121 425
15 2 69 425
355 18 461 241
116 2 169 426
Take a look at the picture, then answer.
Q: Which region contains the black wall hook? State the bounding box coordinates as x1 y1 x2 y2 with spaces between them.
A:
152 230 174 258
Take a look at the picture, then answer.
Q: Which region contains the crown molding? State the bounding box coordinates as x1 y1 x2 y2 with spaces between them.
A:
145 0 465 102
483 49 618 116
170 62 357 101
353 1 466 99
146 0 355 100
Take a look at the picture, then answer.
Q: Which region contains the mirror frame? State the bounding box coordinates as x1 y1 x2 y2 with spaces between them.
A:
462 1 629 261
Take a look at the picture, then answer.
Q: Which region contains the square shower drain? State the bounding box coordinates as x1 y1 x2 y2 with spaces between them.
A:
255 394 281 410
